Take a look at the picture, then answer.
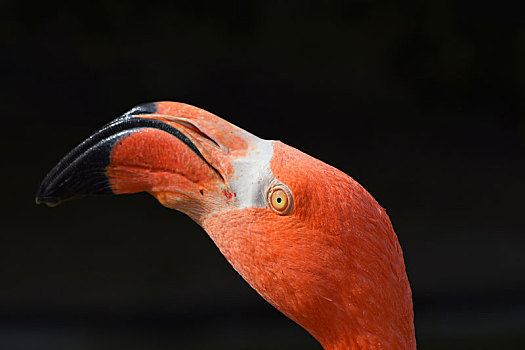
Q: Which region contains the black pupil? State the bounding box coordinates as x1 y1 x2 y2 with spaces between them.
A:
276 197 282 203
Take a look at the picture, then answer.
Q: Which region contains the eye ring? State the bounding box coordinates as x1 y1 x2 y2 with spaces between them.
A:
267 184 293 215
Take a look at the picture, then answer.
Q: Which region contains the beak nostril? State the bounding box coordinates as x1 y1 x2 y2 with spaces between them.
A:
172 120 223 151
200 189 204 196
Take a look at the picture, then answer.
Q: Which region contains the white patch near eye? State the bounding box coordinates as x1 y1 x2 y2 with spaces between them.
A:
229 137 275 209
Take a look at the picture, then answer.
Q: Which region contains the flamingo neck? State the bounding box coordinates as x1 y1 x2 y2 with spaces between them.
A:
202 207 416 349
201 142 416 349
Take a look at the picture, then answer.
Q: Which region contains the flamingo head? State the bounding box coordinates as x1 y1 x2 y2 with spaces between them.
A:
37 102 415 349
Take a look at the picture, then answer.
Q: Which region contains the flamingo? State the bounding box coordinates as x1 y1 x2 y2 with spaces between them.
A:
36 102 416 349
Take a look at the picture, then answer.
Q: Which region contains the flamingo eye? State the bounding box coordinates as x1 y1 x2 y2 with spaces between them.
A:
268 185 293 215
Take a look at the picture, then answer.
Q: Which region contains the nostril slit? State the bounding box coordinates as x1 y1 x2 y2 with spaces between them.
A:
200 190 204 195
174 120 222 150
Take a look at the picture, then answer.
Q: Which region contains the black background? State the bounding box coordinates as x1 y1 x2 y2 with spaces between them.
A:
2 1 524 349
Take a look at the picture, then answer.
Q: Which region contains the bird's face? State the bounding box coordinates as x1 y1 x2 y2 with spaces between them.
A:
102 101 279 223
37 102 414 348
39 102 294 219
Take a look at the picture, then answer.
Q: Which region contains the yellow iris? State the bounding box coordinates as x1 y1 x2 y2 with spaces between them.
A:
271 189 288 211
268 185 292 215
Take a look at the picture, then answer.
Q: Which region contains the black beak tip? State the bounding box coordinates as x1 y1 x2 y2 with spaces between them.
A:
34 131 121 208
34 102 189 208
35 188 61 207
35 197 60 207
35 178 68 206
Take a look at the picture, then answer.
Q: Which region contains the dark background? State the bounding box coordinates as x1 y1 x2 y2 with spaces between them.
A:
2 1 524 349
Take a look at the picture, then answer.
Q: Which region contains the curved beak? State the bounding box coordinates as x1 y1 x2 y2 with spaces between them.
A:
36 102 262 220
